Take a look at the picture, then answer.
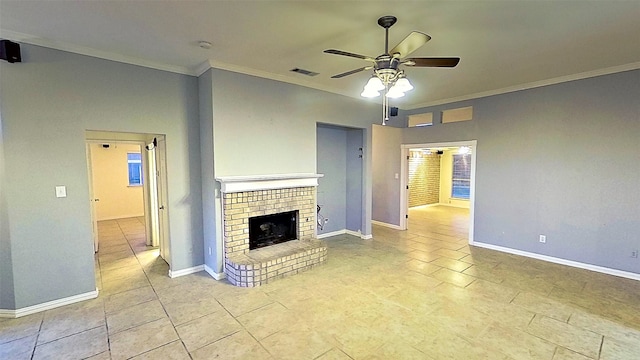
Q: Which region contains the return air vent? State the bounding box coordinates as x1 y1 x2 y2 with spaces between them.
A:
290 68 319 77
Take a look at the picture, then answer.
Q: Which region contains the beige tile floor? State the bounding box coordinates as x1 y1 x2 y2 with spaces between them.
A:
2 206 640 359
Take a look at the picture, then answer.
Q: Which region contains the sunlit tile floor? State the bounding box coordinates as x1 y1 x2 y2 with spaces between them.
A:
2 206 640 359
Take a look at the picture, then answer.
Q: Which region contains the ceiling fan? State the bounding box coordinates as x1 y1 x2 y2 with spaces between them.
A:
324 15 460 123
325 15 460 79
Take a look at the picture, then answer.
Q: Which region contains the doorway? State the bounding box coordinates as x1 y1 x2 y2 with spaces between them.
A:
400 140 476 244
85 131 170 266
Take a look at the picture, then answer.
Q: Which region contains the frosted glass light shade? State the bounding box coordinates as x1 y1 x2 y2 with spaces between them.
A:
361 88 381 98
364 76 385 91
395 77 413 92
386 85 405 98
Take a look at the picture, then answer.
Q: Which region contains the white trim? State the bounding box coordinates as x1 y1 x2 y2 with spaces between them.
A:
216 173 323 193
408 62 640 109
400 148 408 230
0 289 99 318
317 229 372 240
2 29 637 106
372 220 403 230
401 140 477 244
0 29 193 76
196 59 359 101
317 229 346 239
204 264 226 280
168 265 204 278
472 242 640 282
345 229 361 238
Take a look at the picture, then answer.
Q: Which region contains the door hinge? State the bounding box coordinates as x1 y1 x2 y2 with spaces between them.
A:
406 185 409 189
406 214 409 219
407 155 410 160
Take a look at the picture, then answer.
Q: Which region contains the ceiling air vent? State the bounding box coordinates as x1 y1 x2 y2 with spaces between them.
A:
290 68 319 77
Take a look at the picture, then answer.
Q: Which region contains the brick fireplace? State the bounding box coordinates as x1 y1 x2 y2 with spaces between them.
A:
216 174 327 287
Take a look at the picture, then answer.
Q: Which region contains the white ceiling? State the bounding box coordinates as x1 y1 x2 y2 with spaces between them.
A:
1 1 639 109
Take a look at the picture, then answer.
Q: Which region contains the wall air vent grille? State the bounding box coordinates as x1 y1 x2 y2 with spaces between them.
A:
290 68 319 77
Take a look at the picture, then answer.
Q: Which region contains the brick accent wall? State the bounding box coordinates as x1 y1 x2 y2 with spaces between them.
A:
221 186 325 287
408 152 440 207
222 187 316 258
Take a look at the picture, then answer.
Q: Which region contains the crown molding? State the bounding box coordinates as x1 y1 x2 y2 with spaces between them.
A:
0 29 195 76
408 62 640 110
199 58 363 101
4 28 637 109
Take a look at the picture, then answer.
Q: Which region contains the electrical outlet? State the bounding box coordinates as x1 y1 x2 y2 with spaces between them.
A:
632 250 639 259
208 247 212 256
539 235 546 243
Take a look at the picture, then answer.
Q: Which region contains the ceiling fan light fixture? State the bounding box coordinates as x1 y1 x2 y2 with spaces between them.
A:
324 15 459 124
386 83 406 98
394 77 413 92
364 76 385 91
361 88 381 98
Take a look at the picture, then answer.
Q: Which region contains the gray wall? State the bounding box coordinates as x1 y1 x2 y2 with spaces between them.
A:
346 129 364 233
0 44 202 309
316 125 364 236
199 69 219 273
209 68 379 177
0 114 15 310
202 69 378 272
371 124 403 226
317 125 347 234
401 70 640 274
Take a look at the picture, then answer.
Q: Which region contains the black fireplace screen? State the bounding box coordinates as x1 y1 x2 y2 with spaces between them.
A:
248 210 298 250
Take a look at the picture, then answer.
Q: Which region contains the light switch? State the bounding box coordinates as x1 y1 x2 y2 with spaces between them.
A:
55 186 67 198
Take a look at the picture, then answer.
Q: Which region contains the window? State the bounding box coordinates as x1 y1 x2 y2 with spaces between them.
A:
451 154 471 199
442 106 473 124
408 112 433 127
127 153 142 186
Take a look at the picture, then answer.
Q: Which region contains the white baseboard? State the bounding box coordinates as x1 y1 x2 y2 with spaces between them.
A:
318 229 372 240
0 289 99 318
317 229 347 239
168 265 204 278
204 264 226 280
345 229 361 238
472 241 640 282
371 220 403 230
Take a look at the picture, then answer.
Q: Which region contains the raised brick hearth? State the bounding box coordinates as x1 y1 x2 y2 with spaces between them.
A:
217 174 327 287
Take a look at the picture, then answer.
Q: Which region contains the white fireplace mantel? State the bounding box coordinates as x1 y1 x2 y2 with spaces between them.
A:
216 173 324 193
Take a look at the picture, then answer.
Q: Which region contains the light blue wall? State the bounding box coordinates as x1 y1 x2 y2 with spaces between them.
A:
372 124 403 226
346 129 364 232
316 125 348 234
204 69 377 272
199 69 219 274
316 125 364 236
0 44 202 309
400 70 640 274
0 111 14 310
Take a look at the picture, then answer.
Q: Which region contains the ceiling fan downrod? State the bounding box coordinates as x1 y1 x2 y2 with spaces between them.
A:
377 16 397 55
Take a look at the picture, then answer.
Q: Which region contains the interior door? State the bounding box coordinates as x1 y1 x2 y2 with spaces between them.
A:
155 137 171 266
85 143 99 252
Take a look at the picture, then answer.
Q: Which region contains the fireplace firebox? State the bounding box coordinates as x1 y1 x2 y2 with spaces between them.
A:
249 210 298 250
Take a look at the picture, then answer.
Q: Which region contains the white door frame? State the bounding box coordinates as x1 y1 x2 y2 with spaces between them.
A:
400 140 477 244
155 136 171 266
85 144 99 252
